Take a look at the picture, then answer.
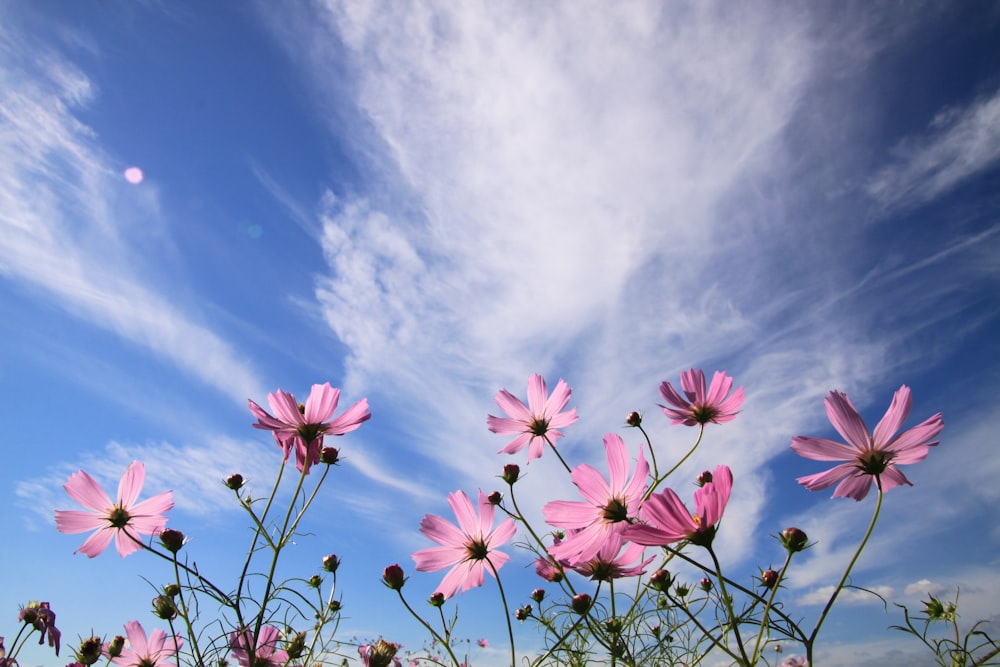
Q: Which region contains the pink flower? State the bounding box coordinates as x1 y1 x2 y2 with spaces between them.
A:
658 369 744 426
624 465 733 548
18 601 60 654
110 621 182 667
412 489 517 599
543 434 648 565
791 385 943 501
476 638 489 648
778 657 808 667
487 374 577 462
568 532 654 581
249 382 371 473
228 626 288 667
55 462 173 558
358 640 401 667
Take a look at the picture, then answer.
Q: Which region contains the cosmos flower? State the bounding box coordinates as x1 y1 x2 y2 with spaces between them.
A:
625 465 733 548
487 374 577 462
543 434 648 565
55 462 173 558
249 382 371 473
18 601 60 655
110 621 182 667
791 385 943 501
228 626 288 667
358 640 401 667
412 489 517 599
568 532 654 582
658 369 744 426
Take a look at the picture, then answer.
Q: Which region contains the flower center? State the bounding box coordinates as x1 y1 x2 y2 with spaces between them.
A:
691 405 719 424
858 450 891 476
602 497 629 524
108 505 131 529
465 537 489 561
529 417 550 436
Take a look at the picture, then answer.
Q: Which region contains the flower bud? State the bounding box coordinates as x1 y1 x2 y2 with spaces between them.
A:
428 592 445 607
107 635 126 659
699 577 712 592
531 588 546 603
626 411 642 427
923 595 956 621
674 583 690 598
502 464 520 485
164 584 181 597
760 569 780 590
514 604 533 621
328 600 342 613
322 554 341 573
571 593 592 615
225 474 244 490
308 575 322 589
696 470 713 486
77 637 103 666
20 606 39 624
320 447 340 465
649 569 672 592
779 527 809 553
487 491 503 506
152 595 177 620
159 528 186 554
361 640 400 667
285 632 307 660
382 564 406 591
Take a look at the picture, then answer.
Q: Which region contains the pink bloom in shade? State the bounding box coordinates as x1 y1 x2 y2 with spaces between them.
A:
412 489 517 599
249 382 371 473
791 385 943 501
228 626 288 667
110 620 182 667
543 434 648 565
624 465 733 548
358 640 401 667
19 602 60 654
778 657 808 667
55 462 173 558
568 532 654 582
658 369 744 426
487 374 578 462
476 638 489 648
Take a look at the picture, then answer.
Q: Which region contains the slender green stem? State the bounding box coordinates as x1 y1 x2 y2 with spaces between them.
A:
707 545 751 666
486 559 516 667
393 590 462 667
545 434 574 474
636 424 659 480
807 480 885 660
645 426 705 501
170 556 207 667
750 551 794 664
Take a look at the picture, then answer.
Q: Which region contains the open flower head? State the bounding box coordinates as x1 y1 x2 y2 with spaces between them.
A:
569 532 654 581
55 462 173 558
110 621 182 667
412 489 517 599
791 385 943 501
229 626 288 667
625 465 733 548
487 374 577 462
659 369 744 426
19 601 60 655
543 434 648 565
249 382 371 473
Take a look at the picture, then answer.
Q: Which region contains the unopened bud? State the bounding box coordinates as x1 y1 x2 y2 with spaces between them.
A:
159 528 185 553
152 595 177 620
382 564 406 591
308 575 322 589
700 577 712 591
225 474 244 490
760 569 780 590
626 411 642 427
77 637 103 665
164 584 181 597
514 604 533 621
779 527 809 553
328 600 342 613
320 447 340 465
531 588 545 602
674 583 690 597
571 593 592 615
286 632 307 660
428 592 445 607
696 470 713 486
322 554 341 573
487 491 503 505
502 464 520 485
649 569 672 592
107 636 126 659
361 640 399 667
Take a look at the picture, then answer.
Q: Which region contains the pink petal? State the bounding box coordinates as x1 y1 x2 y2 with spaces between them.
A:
419 513 466 549
790 436 854 461
705 371 733 407
497 432 532 455
641 489 696 538
125 621 150 657
413 544 462 571
268 389 303 426
129 490 174 522
114 527 146 557
304 383 339 423
878 466 912 492
55 509 107 534
63 470 112 513
488 517 517 547
570 464 612 507
75 527 115 558
526 374 548 414
604 434 628 491
492 389 532 423
487 415 525 435
796 462 856 492
871 385 911 446
543 379 573 418
680 368 706 403
883 413 944 456
448 490 479 537
475 489 496 536
548 408 578 429
327 398 371 434
824 391 872 450
832 472 874 501
117 462 146 508
543 499 598 529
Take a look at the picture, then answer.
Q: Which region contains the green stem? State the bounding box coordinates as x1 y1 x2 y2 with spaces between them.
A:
545 433 574 475
707 545 751 666
394 590 462 667
645 426 705 501
807 480 885 659
750 551 794 664
486 559 516 667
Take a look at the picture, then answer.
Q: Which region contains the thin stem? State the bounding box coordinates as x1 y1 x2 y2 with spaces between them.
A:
807 480 885 658
707 545 751 666
486 559 516 667
393 590 462 667
645 426 705 501
750 551 795 664
545 434 574 475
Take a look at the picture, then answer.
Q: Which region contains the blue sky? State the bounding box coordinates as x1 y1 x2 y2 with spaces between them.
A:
2 2 998 666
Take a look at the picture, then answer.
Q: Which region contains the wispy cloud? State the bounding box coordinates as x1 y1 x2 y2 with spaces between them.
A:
0 23 266 405
866 87 1000 212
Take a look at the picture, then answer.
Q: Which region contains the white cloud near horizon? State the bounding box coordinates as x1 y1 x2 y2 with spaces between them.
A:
0 23 267 406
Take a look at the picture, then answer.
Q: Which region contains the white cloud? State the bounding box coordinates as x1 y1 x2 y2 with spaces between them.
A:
0 22 266 405
796 584 894 607
867 87 1000 211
